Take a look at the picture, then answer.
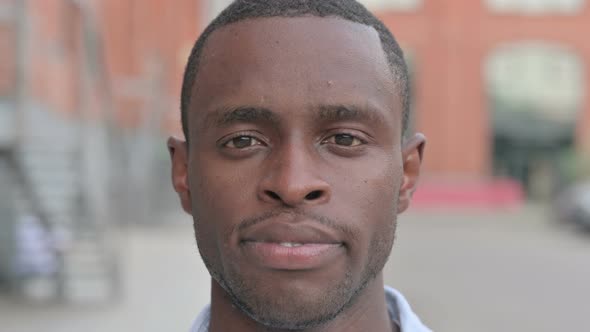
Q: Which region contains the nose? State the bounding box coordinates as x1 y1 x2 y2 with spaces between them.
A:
257 144 331 207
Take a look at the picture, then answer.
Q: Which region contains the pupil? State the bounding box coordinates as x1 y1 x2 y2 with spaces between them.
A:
335 134 354 146
233 137 252 148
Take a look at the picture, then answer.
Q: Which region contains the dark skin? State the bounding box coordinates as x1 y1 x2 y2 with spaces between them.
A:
169 17 425 332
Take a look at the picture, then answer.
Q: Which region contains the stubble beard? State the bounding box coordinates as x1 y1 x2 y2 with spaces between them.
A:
194 219 397 331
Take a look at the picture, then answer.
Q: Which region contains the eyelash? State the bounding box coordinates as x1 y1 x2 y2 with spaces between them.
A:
322 131 368 146
219 130 369 150
220 132 266 148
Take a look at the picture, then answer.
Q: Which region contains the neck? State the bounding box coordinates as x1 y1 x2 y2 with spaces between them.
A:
208 274 394 332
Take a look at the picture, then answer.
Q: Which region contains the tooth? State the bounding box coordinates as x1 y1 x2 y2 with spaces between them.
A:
279 242 302 247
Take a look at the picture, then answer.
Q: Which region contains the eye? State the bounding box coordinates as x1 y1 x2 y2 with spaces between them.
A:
224 135 264 149
324 133 365 147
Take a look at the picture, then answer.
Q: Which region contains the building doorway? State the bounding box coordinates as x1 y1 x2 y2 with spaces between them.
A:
485 42 584 199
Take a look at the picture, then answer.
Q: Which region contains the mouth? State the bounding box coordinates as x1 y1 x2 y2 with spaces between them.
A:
239 221 346 271
241 240 345 271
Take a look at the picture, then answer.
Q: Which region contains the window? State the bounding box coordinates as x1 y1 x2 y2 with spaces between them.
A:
485 43 585 198
359 0 423 12
207 0 424 19
485 0 585 15
207 0 233 20
485 42 583 122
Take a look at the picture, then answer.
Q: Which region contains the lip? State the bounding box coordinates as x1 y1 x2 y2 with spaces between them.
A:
241 220 342 244
242 241 344 270
239 221 345 270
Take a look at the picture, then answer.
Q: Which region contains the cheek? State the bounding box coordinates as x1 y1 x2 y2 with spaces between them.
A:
331 154 401 254
337 154 400 217
189 158 259 240
361 168 399 234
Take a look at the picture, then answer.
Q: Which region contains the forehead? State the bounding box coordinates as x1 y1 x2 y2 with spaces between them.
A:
190 16 399 128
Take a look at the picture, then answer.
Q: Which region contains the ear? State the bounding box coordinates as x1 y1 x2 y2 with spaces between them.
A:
167 136 193 215
397 133 426 214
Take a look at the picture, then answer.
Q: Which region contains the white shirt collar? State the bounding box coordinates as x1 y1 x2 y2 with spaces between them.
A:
384 286 432 332
190 286 431 332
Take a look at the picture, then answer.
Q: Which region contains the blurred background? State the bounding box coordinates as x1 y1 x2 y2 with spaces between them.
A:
0 0 589 331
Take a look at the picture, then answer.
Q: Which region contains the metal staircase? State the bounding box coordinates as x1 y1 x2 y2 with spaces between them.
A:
16 104 119 302
0 155 20 290
0 0 120 302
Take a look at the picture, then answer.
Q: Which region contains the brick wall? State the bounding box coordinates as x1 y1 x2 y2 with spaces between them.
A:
376 0 590 177
95 0 203 135
0 0 16 99
7 0 203 135
9 0 589 179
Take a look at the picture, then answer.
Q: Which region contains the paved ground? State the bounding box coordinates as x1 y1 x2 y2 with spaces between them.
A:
386 205 590 332
1 205 589 332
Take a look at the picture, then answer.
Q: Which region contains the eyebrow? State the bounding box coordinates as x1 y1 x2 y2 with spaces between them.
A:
316 104 387 126
202 106 280 130
200 103 388 132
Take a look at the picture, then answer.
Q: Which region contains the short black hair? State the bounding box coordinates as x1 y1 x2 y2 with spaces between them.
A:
180 0 410 141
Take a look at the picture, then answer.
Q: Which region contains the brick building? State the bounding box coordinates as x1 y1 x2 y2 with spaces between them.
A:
374 0 590 182
204 0 590 201
99 0 590 189
1 0 589 299
1 0 589 199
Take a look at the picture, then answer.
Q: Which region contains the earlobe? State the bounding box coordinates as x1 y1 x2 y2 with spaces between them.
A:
167 137 193 215
397 133 426 214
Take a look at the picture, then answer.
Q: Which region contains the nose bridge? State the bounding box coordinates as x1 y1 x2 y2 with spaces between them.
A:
273 140 317 192
259 138 330 206
277 140 310 179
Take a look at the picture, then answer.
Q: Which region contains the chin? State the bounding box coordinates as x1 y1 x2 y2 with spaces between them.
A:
240 293 347 330
220 268 358 330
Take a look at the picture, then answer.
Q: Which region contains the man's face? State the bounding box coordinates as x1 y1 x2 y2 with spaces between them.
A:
172 17 421 329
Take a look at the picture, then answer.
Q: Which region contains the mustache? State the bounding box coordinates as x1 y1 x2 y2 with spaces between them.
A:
233 208 358 240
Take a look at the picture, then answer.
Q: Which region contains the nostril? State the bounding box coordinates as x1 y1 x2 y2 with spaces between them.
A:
265 190 281 200
305 190 323 200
